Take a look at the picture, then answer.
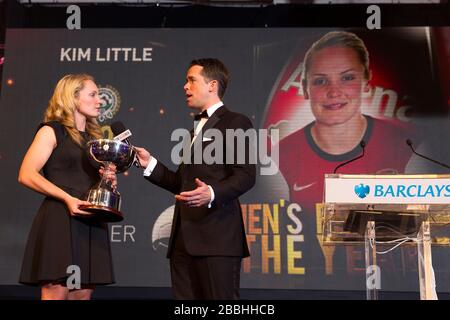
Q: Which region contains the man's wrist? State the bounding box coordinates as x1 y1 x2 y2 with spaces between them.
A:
143 157 157 176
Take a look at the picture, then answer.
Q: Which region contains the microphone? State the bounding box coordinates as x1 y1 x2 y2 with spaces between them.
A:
333 140 366 174
406 139 450 170
111 121 132 144
110 121 141 167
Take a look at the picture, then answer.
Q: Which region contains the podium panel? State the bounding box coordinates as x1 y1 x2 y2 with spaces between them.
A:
321 174 450 245
321 202 450 245
320 174 450 300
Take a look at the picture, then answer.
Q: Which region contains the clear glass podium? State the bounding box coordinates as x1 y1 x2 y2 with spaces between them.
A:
320 174 450 300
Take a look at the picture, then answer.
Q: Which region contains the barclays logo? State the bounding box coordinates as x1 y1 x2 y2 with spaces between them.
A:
355 183 370 199
374 184 450 198
353 183 450 199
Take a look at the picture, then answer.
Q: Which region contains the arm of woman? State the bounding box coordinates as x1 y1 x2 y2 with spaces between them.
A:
18 125 92 216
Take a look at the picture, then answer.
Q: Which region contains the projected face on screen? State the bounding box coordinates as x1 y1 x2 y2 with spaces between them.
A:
304 46 369 127
262 30 420 211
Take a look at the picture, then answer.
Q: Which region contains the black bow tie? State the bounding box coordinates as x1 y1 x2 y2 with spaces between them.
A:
194 110 209 121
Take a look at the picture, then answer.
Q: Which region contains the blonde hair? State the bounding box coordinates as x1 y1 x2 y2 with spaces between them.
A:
302 31 370 86
44 74 102 147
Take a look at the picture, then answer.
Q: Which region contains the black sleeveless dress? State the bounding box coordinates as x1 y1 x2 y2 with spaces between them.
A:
19 121 115 286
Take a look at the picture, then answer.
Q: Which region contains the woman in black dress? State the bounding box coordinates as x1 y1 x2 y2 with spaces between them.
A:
18 74 116 300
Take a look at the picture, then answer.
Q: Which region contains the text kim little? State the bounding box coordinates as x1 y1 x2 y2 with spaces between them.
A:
60 47 153 62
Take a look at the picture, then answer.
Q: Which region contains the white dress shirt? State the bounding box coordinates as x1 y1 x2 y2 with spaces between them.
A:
143 102 224 207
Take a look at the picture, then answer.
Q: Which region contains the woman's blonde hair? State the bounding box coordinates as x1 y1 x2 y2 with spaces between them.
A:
302 31 370 86
44 74 103 147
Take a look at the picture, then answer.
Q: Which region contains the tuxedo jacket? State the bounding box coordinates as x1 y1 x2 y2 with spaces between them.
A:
145 106 255 258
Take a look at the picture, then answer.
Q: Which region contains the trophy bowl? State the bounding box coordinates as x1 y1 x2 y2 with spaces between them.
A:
79 139 136 222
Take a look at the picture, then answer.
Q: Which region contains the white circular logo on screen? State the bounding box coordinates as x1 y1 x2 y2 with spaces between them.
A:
98 85 121 123
151 205 174 251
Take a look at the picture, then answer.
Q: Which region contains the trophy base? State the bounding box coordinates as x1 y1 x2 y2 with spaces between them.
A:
79 205 124 222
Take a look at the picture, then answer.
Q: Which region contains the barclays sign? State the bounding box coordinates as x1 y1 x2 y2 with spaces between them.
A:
373 184 450 198
325 174 450 204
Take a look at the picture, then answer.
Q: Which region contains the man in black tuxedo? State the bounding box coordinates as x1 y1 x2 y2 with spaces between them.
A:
135 58 255 299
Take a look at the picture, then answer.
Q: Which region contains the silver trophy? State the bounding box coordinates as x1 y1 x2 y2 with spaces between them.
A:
79 139 136 222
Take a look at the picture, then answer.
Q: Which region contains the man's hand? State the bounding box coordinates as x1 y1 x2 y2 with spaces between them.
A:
175 178 211 208
134 147 152 168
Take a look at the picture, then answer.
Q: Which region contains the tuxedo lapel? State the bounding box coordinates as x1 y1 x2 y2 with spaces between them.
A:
201 106 228 134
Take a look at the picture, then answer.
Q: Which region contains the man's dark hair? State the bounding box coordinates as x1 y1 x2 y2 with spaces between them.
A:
189 58 229 99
